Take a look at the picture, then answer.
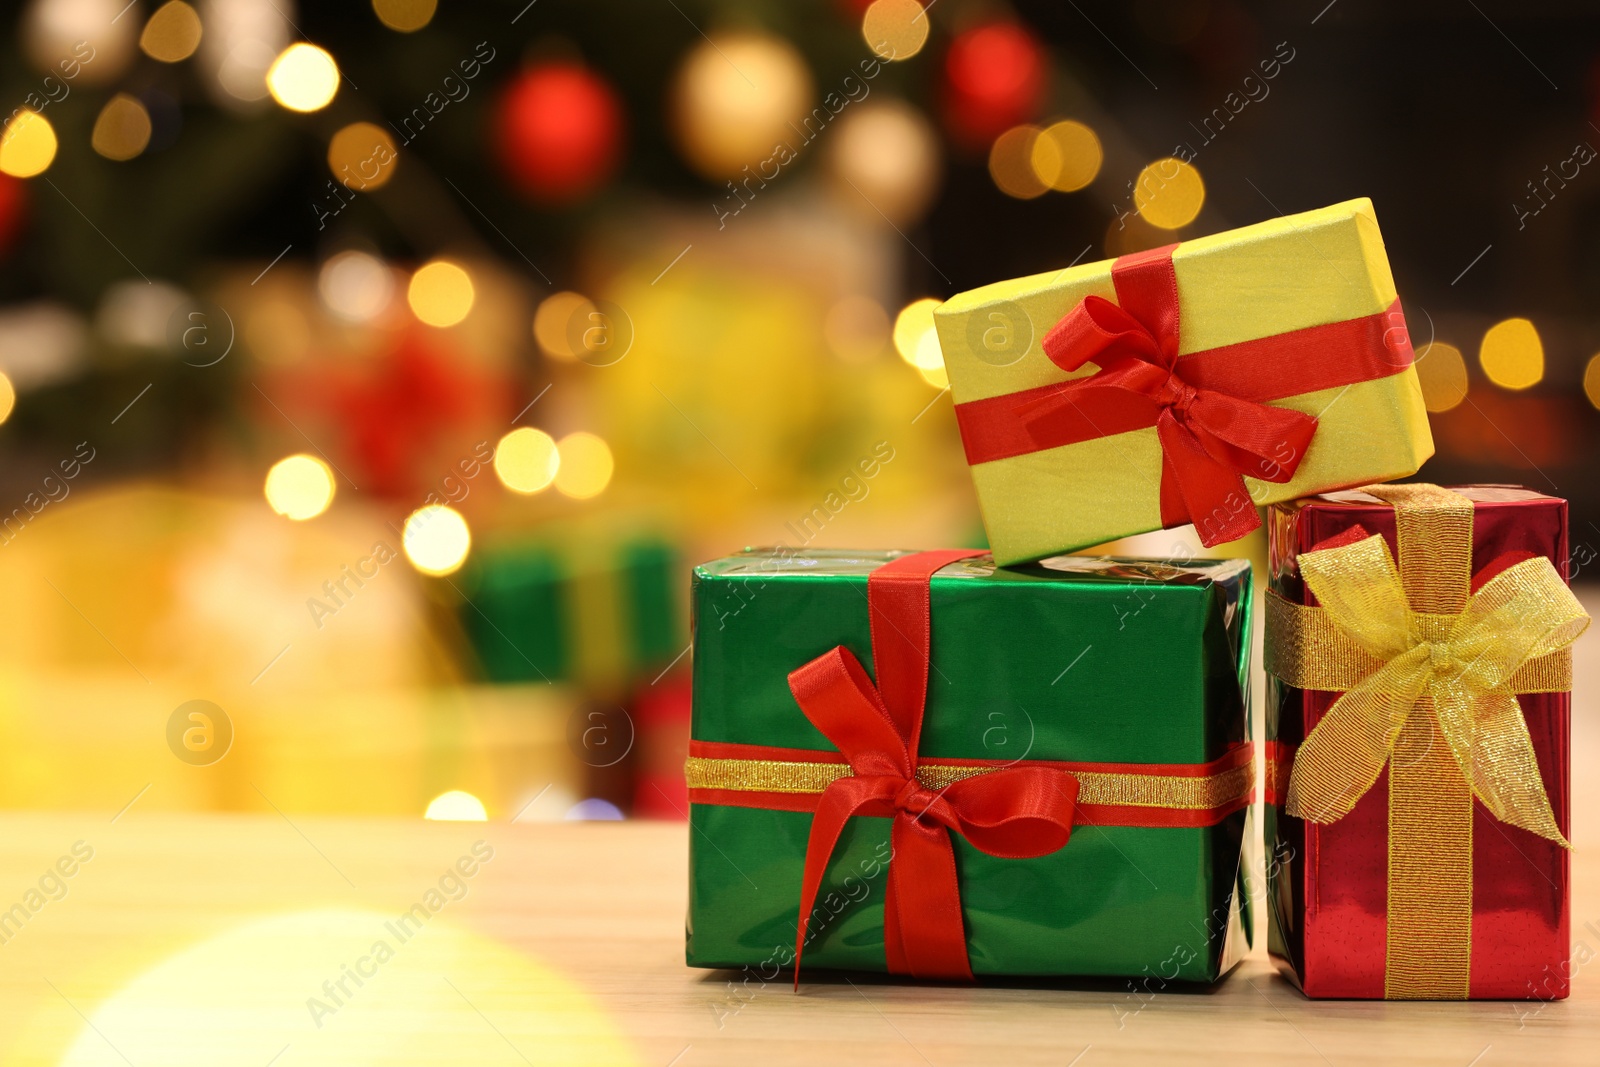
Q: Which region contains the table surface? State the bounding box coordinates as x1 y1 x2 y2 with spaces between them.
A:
0 809 1594 1067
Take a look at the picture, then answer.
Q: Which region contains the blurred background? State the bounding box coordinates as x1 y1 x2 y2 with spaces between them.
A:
0 0 1595 823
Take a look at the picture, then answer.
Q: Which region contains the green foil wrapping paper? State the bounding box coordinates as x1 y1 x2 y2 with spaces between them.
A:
686 549 1255 980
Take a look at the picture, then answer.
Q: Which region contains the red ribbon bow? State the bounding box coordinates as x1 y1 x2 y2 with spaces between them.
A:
785 550 1079 984
1025 245 1318 545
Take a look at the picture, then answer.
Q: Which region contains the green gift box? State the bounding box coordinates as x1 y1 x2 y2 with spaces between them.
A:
686 548 1256 981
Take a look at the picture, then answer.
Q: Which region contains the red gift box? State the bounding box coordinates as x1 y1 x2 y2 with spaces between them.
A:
1264 485 1587 999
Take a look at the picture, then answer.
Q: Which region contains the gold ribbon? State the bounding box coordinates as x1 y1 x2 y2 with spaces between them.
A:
1268 483 1589 998
684 755 1255 811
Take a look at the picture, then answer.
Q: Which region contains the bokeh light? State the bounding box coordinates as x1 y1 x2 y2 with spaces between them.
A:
1031 120 1102 192
554 432 614 500
1134 157 1205 229
1479 317 1544 390
893 297 943 369
319 250 395 322
266 42 340 113
91 94 153 161
533 290 593 361
828 100 940 226
494 427 561 494
0 110 58 178
264 454 335 521
823 295 890 362
670 32 812 180
373 0 437 33
424 789 488 821
328 121 399 191
140 1 202 63
989 125 1048 199
1585 353 1600 411
1414 341 1469 413
0 371 14 425
407 259 475 327
403 504 472 576
566 798 625 821
862 0 930 61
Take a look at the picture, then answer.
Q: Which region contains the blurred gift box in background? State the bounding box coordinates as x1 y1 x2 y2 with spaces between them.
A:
0 0 1596 822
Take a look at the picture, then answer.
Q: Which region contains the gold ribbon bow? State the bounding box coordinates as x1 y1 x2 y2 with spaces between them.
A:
1265 483 1589 998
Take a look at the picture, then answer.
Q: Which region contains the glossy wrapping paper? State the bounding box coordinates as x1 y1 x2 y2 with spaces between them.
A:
933 198 1433 564
1265 487 1571 999
686 549 1254 980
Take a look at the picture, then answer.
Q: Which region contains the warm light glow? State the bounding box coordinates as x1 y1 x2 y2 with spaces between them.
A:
373 0 437 32
1031 120 1102 192
533 291 593 361
319 250 394 321
140 1 203 63
670 33 812 180
989 125 1048 199
91 94 153 161
1584 353 1600 411
917 362 949 389
1479 317 1544 390
424 789 488 821
1134 157 1205 229
328 122 398 191
407 260 475 327
893 297 943 369
0 110 58 178
0 372 14 425
494 427 561 494
266 42 340 113
828 100 940 226
862 0 929 61
554 432 614 500
1414 341 1469 413
403 504 471 575
823 295 890 362
264 454 335 521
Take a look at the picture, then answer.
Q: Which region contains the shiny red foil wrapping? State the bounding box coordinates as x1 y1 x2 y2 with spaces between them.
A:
1266 486 1571 999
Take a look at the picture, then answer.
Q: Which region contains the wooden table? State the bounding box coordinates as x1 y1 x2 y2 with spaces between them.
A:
0 806 1595 1067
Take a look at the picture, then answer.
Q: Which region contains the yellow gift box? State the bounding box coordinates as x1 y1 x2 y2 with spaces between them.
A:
934 198 1433 564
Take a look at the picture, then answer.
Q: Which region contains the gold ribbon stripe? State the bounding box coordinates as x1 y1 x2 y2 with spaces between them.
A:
685 756 1254 811
1265 591 1572 694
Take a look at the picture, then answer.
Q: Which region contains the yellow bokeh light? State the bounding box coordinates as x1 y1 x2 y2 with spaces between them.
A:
374 0 437 32
1134 157 1205 229
1584 353 1600 411
533 290 594 361
407 259 475 327
1031 120 1102 193
91 94 153 162
424 789 488 821
494 427 561 494
862 0 929 61
266 42 340 113
0 109 58 178
140 1 203 63
1414 341 1469 413
892 297 942 369
403 504 471 576
264 454 335 521
1479 317 1544 390
0 372 14 424
328 121 398 191
917 362 949 389
554 432 614 500
989 125 1049 200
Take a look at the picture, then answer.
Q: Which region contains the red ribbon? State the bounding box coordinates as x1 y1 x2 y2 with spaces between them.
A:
786 550 1079 984
953 245 1415 546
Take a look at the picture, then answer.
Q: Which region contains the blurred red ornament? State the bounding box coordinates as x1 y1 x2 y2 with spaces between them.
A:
0 175 26 257
942 22 1047 149
494 62 624 203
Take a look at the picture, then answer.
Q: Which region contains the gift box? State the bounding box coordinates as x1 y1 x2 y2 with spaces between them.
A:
1263 484 1589 999
458 536 683 689
686 547 1256 980
933 198 1433 564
